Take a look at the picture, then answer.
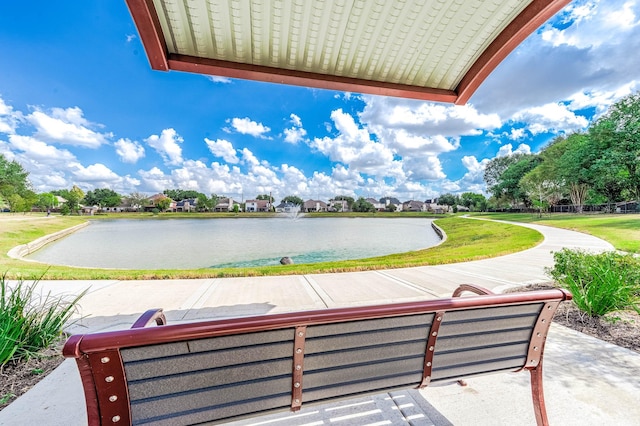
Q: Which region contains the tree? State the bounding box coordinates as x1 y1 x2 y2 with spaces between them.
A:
588 92 640 201
385 203 397 212
0 154 31 202
282 195 304 206
488 155 541 206
54 185 84 214
163 189 201 201
352 197 375 212
334 195 355 210
126 192 148 211
460 192 487 212
196 193 214 212
156 197 172 212
36 192 59 211
83 188 122 209
438 193 459 209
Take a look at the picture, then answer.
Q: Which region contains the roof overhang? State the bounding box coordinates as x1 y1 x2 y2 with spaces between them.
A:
125 0 570 105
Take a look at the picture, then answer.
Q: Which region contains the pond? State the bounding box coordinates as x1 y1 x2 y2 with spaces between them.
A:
27 217 441 269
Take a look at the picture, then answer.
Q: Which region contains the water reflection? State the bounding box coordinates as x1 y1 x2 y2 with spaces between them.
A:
27 217 440 269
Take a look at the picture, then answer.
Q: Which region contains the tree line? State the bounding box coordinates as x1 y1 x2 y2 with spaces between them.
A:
484 92 640 213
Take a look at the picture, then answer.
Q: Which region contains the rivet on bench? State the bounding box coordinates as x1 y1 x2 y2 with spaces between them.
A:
426 362 432 367
429 346 434 351
298 331 304 337
296 365 302 371
294 382 301 388
101 357 110 363
109 395 118 402
534 347 539 351
294 399 300 404
112 415 121 422
105 376 114 383
296 348 302 354
432 331 437 337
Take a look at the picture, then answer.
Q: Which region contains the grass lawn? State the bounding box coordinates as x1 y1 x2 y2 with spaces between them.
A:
0 213 542 280
471 212 640 253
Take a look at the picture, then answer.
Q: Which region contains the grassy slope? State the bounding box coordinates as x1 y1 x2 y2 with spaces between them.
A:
0 213 542 280
472 213 640 253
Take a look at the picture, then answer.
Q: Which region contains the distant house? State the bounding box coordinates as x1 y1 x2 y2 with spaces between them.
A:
365 198 384 211
245 199 271 212
213 197 235 212
80 205 99 215
303 199 327 212
175 198 198 212
380 197 402 211
275 202 298 213
403 200 426 212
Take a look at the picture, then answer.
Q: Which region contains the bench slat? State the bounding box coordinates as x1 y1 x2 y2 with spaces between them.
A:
123 340 293 380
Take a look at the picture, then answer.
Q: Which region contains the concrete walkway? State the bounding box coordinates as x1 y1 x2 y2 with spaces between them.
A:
2 221 639 425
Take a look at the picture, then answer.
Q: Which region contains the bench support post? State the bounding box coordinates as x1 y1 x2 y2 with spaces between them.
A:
530 355 549 426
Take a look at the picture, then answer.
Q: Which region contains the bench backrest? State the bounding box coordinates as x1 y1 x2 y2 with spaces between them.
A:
63 288 570 425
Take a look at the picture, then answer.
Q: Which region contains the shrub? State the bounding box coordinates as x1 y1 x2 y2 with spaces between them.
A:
547 249 640 317
0 273 86 365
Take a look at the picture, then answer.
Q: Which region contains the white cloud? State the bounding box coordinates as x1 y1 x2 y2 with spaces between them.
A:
513 102 589 135
73 163 121 182
8 134 77 164
497 143 532 157
284 114 307 144
229 117 270 137
26 107 111 148
126 34 137 42
114 138 145 163
360 96 501 137
0 97 20 134
144 128 184 166
205 138 239 163
311 109 400 177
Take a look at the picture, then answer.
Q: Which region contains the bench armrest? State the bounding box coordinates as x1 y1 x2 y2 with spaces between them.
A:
452 284 494 297
131 308 167 328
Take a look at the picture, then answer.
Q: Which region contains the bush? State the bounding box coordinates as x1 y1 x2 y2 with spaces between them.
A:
0 273 85 365
547 249 640 317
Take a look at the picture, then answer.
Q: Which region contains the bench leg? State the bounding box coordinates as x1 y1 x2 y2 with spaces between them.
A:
529 361 550 426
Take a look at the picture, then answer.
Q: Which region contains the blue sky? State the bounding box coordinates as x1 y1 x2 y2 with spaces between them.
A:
1 1 639 203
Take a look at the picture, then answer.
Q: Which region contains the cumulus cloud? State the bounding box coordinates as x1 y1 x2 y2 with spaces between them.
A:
205 138 239 163
228 117 270 137
360 96 501 137
144 128 184 166
497 143 532 157
0 97 20 134
283 114 307 144
311 109 400 177
8 134 77 164
114 138 145 163
512 102 589 135
26 106 111 148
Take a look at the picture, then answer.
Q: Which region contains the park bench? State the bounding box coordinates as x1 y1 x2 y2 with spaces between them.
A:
63 284 571 426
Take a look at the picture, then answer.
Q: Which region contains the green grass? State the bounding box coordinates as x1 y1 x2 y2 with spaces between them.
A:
471 212 640 253
0 213 542 280
0 273 85 364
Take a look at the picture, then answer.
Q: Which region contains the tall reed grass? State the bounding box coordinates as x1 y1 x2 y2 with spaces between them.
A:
0 273 85 365
547 249 640 317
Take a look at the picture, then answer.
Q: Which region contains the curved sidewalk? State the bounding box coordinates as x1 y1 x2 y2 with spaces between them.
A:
3 221 638 426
